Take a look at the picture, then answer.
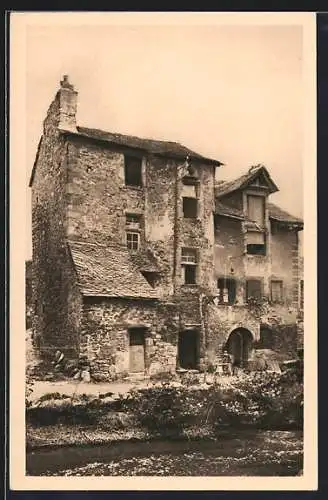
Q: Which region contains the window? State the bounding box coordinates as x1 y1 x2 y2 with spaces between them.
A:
270 280 283 303
126 231 140 251
181 248 197 284
247 195 265 226
217 278 236 304
246 279 262 301
259 326 274 349
126 213 141 224
142 272 158 288
184 265 196 285
183 197 198 218
126 213 141 228
300 279 304 310
181 179 198 198
246 231 266 255
181 248 197 264
124 155 142 187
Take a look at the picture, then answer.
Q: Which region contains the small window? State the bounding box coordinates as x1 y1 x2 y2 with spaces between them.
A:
246 279 262 301
142 272 158 288
217 278 236 304
247 195 265 226
246 231 266 255
181 247 197 264
126 231 140 251
270 280 283 303
181 248 197 284
183 265 197 285
300 279 304 310
181 183 197 198
183 197 198 218
126 213 141 227
124 155 142 187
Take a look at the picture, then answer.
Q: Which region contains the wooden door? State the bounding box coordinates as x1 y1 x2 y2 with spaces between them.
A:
129 328 145 373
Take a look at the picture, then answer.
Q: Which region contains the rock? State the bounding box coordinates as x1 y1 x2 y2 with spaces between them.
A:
81 370 91 382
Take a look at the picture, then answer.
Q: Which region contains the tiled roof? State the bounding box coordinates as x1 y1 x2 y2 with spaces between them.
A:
215 165 279 198
215 200 244 219
62 126 223 166
267 203 303 226
68 240 159 299
214 200 303 227
130 249 161 273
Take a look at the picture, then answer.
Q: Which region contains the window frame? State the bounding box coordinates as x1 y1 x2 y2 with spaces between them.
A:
217 277 237 305
246 194 265 227
246 231 266 256
300 279 304 310
181 247 198 285
126 231 140 251
182 196 198 219
124 155 143 187
270 279 284 303
246 278 263 301
183 264 197 285
181 247 197 265
125 213 142 230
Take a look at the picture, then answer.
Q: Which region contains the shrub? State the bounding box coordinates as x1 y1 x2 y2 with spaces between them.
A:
26 371 303 433
150 371 178 384
180 371 201 387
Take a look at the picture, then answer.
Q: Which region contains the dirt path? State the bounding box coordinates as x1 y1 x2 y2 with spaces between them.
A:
29 379 151 401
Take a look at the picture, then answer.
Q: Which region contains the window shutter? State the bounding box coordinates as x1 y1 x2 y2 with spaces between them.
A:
247 195 265 226
246 279 262 300
246 231 265 245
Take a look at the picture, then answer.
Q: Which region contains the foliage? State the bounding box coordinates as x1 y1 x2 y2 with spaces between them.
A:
27 371 303 433
179 371 201 386
150 371 179 384
247 296 270 320
25 375 35 409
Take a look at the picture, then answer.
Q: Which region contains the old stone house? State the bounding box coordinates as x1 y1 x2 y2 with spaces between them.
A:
29 76 303 380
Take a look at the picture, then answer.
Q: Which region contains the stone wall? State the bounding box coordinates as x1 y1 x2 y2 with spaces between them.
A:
271 225 299 306
205 300 298 363
81 297 180 381
206 303 259 361
65 139 145 247
30 88 83 360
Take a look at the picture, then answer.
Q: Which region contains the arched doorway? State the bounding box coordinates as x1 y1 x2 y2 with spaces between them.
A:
226 328 253 369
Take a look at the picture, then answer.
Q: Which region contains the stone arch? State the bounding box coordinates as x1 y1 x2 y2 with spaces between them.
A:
225 327 254 368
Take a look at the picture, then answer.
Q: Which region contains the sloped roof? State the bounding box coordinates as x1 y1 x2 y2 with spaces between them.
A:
267 202 303 226
214 200 303 227
68 240 159 299
215 165 279 198
130 249 161 273
61 126 223 166
215 200 244 220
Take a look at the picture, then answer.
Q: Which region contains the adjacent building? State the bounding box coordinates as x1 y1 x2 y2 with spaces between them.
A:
29 77 303 380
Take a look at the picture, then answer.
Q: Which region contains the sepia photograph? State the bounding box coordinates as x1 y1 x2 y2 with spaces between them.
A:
10 11 317 491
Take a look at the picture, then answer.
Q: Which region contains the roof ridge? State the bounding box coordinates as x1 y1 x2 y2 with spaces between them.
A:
78 125 184 148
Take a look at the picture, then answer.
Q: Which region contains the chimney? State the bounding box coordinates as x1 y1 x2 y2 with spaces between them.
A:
57 75 78 132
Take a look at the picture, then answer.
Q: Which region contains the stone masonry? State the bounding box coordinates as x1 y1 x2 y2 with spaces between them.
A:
29 77 304 380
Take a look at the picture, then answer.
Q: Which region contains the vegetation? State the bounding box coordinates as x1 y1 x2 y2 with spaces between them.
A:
26 370 303 436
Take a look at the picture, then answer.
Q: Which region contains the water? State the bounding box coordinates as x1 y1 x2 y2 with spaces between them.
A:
26 430 303 476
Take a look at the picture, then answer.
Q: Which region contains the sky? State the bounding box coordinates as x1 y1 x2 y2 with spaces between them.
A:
23 18 304 259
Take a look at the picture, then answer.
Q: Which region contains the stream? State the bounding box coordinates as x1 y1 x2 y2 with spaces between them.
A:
26 430 303 476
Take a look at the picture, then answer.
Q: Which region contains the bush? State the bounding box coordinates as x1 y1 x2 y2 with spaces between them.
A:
150 371 178 384
26 371 303 433
217 370 303 429
180 371 201 387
